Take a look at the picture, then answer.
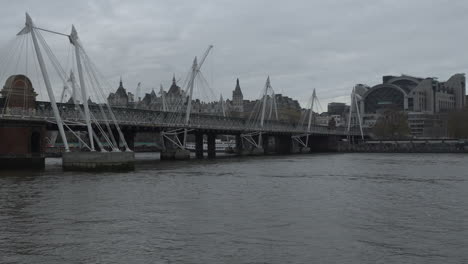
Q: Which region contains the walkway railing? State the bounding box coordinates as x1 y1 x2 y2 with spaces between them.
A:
0 104 364 136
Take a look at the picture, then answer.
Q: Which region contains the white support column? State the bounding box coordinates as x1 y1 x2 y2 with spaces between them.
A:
307 89 315 132
272 93 278 121
260 77 270 128
185 57 198 126
354 90 364 139
69 71 78 103
24 13 70 151
70 25 95 151
268 93 274 120
347 87 354 134
219 94 226 117
184 46 213 125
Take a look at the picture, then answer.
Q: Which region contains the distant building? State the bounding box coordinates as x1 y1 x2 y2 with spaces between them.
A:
165 75 187 111
357 74 466 137
106 76 303 121
226 78 302 121
108 77 133 107
328 102 347 115
231 78 244 113
0 75 46 169
0 74 37 109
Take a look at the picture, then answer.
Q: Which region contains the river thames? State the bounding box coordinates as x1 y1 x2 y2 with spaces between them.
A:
0 153 467 263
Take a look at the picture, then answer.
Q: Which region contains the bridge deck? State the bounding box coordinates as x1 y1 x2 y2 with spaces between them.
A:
0 102 365 136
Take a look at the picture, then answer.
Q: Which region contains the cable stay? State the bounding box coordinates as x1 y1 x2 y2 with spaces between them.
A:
6 13 131 153
241 76 279 151
161 45 215 152
292 88 321 150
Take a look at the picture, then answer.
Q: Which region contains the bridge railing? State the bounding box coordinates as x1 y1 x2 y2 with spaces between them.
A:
1 104 364 136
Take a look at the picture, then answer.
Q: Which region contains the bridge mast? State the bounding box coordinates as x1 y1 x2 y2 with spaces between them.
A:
22 13 70 152
184 45 213 125
347 86 364 140
69 71 78 102
219 94 226 117
70 25 95 151
307 89 316 132
354 88 364 139
185 57 198 125
260 76 270 128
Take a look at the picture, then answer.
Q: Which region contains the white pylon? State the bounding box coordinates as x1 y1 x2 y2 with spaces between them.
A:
347 86 364 139
69 25 95 151
219 94 226 117
185 57 198 126
260 76 270 128
184 45 213 126
307 89 316 132
20 13 70 151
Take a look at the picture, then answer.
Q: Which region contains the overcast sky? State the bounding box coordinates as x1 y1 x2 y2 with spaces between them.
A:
1 0 468 108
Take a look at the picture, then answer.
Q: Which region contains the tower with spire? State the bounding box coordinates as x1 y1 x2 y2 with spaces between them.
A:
232 78 244 113
107 76 130 106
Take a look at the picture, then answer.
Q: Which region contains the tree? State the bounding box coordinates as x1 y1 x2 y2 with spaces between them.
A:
372 109 410 139
447 109 468 138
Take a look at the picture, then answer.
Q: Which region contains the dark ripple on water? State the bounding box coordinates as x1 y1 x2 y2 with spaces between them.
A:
1 153 468 264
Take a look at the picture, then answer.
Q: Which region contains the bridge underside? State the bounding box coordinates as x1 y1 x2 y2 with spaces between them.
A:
42 121 361 155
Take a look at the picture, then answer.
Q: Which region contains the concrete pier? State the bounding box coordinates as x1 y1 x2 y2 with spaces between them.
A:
195 133 203 159
301 147 311 153
235 134 243 155
262 134 270 154
274 135 292 154
62 151 135 171
161 149 190 160
174 149 190 160
241 147 264 156
207 133 216 159
160 150 175 160
0 154 45 169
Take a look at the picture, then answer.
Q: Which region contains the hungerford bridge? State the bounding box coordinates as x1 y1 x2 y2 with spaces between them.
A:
0 14 366 170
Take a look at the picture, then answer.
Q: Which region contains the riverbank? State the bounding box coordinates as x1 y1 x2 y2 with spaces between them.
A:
338 140 468 153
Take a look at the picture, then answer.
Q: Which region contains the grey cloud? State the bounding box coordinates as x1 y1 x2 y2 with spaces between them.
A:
1 0 468 108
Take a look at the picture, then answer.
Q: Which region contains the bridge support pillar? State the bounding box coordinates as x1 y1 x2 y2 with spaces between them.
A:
262 134 270 154
123 130 135 151
309 135 340 152
235 134 243 155
207 133 216 159
63 151 135 171
195 132 204 159
112 130 121 149
161 133 190 160
160 130 190 160
161 148 190 160
242 133 263 156
275 135 292 154
160 150 175 160
291 138 301 154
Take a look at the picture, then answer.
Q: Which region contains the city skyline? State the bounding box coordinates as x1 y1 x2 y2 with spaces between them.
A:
1 0 468 108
